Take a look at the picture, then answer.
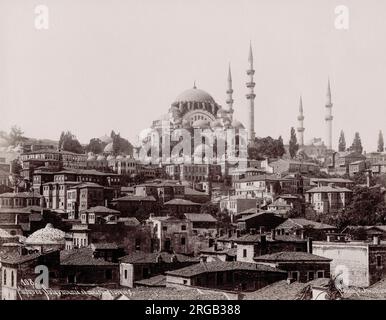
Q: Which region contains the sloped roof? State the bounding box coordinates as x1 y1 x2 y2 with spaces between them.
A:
164 199 201 206
166 261 286 277
244 280 309 300
253 251 332 262
305 186 352 193
60 247 117 266
184 213 217 222
119 251 198 264
113 195 156 202
276 218 336 230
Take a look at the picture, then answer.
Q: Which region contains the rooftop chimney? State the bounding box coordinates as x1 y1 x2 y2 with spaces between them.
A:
307 238 313 254
373 235 381 245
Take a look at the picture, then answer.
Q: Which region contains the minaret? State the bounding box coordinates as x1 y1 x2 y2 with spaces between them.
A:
325 79 333 150
246 42 256 143
226 63 234 121
297 96 305 146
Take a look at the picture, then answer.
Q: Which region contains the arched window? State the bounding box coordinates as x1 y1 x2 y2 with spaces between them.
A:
11 271 14 287
3 270 7 286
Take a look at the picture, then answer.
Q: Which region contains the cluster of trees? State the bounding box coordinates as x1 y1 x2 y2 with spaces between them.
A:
59 131 84 154
325 186 386 229
0 126 27 147
338 130 385 154
85 131 133 156
248 136 286 160
58 130 133 155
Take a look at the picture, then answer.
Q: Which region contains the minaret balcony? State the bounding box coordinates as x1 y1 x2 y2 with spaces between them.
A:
325 115 333 121
226 98 234 104
226 89 233 94
297 127 305 132
246 70 255 76
297 116 304 121
246 82 255 88
246 93 256 99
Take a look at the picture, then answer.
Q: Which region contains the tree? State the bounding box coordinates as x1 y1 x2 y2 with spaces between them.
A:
349 132 363 154
58 131 84 154
338 130 346 152
110 131 133 155
378 130 384 153
85 138 105 154
289 127 299 159
8 125 26 146
248 136 286 160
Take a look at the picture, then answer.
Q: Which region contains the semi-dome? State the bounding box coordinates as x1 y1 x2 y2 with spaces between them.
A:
104 142 114 153
231 119 245 129
192 119 210 128
107 155 116 161
116 155 124 160
26 224 65 245
174 87 215 104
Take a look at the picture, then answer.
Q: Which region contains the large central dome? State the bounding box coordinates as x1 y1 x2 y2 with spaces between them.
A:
174 87 215 104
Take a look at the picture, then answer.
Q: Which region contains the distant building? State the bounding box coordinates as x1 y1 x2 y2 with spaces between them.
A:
165 261 287 292
119 251 198 288
234 231 309 263
253 251 331 282
313 237 386 287
163 198 202 215
146 215 194 255
236 211 286 233
268 159 320 176
275 218 336 240
184 213 217 237
305 185 352 214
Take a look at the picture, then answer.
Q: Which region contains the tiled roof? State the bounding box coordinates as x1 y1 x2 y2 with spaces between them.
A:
306 186 352 193
234 234 305 244
244 280 309 300
91 242 121 250
119 251 199 264
236 174 286 183
69 182 104 189
112 195 156 202
0 191 41 198
26 224 65 245
85 206 120 215
184 213 217 222
134 275 166 287
60 247 118 266
276 218 336 230
92 287 230 300
164 199 201 206
166 261 286 277
253 251 332 262
310 178 353 184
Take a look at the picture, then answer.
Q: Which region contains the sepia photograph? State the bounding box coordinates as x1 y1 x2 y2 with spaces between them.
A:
0 0 385 309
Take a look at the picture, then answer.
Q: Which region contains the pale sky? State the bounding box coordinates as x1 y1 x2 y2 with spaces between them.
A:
1 0 386 151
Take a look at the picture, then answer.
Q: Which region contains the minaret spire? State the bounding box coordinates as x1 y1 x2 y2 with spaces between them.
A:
246 42 256 143
325 78 333 150
226 63 234 120
297 95 305 147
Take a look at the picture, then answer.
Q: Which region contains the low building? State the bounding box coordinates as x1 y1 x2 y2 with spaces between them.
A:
275 218 337 240
146 215 193 254
234 232 309 263
219 196 257 221
25 223 66 252
268 159 320 176
313 237 386 287
0 249 61 300
253 251 331 282
165 261 287 292
110 195 157 217
163 199 202 215
0 192 41 209
349 160 367 177
184 213 217 237
305 185 352 214
60 247 119 287
236 211 286 233
119 251 199 288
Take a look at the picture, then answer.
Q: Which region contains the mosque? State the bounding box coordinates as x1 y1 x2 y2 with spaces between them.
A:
142 42 334 164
